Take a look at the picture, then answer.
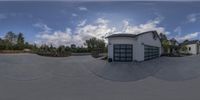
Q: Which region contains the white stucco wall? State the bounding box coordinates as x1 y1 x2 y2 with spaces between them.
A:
198 44 200 54
186 44 198 54
136 32 162 61
107 32 162 61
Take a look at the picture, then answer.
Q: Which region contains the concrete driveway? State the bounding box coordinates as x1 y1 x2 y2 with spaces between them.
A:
0 53 200 100
86 55 200 82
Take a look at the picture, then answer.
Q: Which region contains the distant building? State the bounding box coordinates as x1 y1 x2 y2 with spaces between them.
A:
179 40 200 55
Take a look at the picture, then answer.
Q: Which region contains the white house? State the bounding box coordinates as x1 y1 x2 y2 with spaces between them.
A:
107 31 162 62
179 40 200 55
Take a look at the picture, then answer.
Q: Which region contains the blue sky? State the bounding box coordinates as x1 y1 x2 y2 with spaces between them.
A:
0 1 200 46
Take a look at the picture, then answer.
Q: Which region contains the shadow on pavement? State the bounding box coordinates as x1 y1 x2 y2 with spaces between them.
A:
152 56 200 81
85 56 200 82
84 57 162 82
0 54 53 81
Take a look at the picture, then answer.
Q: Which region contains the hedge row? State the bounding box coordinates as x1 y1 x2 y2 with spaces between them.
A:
37 52 71 57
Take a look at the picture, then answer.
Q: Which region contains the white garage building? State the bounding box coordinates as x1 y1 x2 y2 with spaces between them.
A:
107 31 162 62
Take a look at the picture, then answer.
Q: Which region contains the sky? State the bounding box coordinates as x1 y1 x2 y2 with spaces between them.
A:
0 1 200 46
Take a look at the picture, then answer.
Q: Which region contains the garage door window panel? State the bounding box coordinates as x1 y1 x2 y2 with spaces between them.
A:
144 45 159 60
114 44 133 62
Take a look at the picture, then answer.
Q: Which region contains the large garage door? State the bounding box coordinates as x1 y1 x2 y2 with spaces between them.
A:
144 45 159 60
113 44 132 62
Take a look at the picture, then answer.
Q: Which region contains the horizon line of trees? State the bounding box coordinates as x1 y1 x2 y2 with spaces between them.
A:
0 31 106 55
0 31 26 50
37 37 106 55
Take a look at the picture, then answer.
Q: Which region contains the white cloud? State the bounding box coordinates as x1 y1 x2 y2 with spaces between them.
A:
0 35 4 39
0 14 7 20
35 18 115 46
174 26 182 36
122 20 129 27
35 28 88 47
33 23 52 34
175 32 200 41
36 30 72 47
187 13 200 23
65 28 72 34
96 18 109 25
78 6 88 11
75 18 116 43
72 13 77 17
78 19 87 27
35 16 169 47
121 16 170 35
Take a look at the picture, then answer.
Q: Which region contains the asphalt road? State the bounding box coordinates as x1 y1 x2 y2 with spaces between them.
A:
0 53 200 100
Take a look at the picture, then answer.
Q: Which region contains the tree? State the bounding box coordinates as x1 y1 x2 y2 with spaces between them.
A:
17 33 25 50
65 46 71 52
40 44 48 51
4 39 13 50
3 31 17 50
181 45 188 53
161 39 170 53
84 37 105 52
70 44 76 52
24 42 29 48
32 44 38 52
160 33 168 40
0 31 34 51
183 39 189 43
57 45 65 53
0 38 5 50
71 44 76 49
5 31 17 44
160 33 171 54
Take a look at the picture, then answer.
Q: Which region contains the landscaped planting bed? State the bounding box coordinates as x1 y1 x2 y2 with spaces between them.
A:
37 52 71 57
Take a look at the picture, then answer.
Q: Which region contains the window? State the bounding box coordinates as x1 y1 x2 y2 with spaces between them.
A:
189 47 191 51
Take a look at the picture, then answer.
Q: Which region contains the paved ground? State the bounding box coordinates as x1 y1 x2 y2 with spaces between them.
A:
0 53 200 100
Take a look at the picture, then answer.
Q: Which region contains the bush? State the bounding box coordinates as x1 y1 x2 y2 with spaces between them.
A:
161 53 193 57
37 51 71 57
180 53 193 56
161 53 182 57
